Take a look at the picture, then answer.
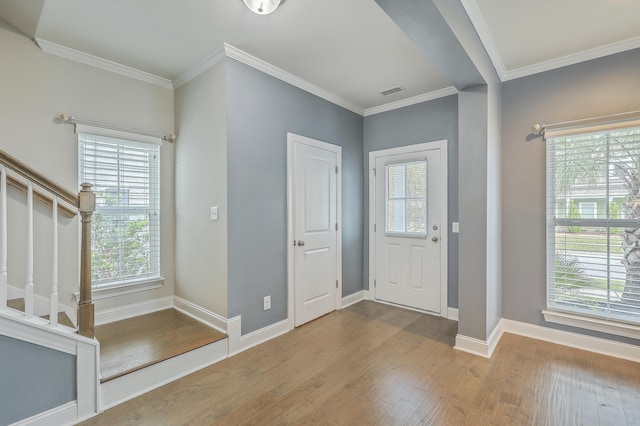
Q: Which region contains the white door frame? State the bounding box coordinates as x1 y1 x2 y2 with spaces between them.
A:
368 140 448 316
287 133 342 330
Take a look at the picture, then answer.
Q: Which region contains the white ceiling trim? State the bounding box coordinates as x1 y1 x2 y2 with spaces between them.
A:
172 46 226 89
503 35 640 81
223 43 365 116
460 0 506 80
35 38 174 90
363 86 458 117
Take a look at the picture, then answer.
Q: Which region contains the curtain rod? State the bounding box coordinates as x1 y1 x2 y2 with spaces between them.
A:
57 113 176 143
532 109 640 135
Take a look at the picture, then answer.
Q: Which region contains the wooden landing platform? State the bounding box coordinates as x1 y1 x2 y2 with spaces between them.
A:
95 308 226 383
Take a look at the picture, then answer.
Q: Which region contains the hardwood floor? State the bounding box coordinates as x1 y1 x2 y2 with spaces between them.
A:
82 301 640 425
95 308 227 382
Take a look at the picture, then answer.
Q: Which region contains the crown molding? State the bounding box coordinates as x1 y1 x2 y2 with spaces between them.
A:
172 45 226 89
223 43 364 116
35 38 174 90
503 35 640 81
460 1 640 83
460 0 506 81
363 86 458 117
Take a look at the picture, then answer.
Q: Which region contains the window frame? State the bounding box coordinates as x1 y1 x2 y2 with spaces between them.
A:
77 127 163 293
545 123 640 338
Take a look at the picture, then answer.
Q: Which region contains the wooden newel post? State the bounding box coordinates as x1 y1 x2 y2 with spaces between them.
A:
78 182 95 338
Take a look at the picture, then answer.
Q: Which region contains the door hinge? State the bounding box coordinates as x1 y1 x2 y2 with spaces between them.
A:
374 224 376 232
335 165 339 174
374 279 376 288
335 222 338 231
336 280 339 288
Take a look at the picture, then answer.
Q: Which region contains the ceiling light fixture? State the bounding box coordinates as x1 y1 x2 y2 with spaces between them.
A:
242 0 281 15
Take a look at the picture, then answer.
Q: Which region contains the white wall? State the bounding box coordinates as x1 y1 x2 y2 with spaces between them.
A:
174 61 228 317
0 21 175 313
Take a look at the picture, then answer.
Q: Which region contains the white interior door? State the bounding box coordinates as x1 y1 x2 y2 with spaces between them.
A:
373 145 444 313
291 135 339 327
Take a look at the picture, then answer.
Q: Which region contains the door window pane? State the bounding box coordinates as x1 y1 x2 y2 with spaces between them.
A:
385 160 427 236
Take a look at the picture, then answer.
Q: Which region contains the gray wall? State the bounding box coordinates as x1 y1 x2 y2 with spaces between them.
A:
363 95 459 308
457 86 488 339
502 48 640 344
225 59 364 334
0 335 76 425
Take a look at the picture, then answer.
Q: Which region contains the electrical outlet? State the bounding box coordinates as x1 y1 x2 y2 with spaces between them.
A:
263 295 271 310
452 222 459 233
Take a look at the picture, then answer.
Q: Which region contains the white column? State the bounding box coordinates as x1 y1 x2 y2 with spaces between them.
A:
0 165 6 311
24 181 34 318
50 196 59 326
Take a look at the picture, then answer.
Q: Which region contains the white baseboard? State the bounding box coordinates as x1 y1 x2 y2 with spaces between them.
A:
10 401 77 426
454 319 504 358
100 338 228 410
341 290 365 308
455 317 640 363
502 319 640 364
173 296 228 334
364 289 373 300
228 316 291 357
454 334 491 358
94 296 173 326
447 307 459 321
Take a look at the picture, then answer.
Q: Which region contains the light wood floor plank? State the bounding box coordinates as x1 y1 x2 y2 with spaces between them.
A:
81 301 640 425
95 308 226 382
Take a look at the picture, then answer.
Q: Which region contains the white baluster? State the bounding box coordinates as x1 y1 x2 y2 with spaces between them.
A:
0 165 6 311
24 181 34 318
50 196 58 327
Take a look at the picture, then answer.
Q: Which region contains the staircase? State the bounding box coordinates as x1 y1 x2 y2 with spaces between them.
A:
0 148 100 425
0 148 229 425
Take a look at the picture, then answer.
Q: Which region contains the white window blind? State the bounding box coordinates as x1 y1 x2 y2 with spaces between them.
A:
78 133 160 287
547 124 640 324
385 160 427 236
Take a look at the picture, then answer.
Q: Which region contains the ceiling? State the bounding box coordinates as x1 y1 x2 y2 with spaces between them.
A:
1 0 640 114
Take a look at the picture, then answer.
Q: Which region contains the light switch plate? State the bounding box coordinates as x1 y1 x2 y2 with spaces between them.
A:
210 206 218 221
452 222 459 233
263 295 271 310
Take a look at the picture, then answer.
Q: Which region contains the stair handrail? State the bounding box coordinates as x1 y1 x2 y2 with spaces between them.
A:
0 148 95 339
0 149 78 208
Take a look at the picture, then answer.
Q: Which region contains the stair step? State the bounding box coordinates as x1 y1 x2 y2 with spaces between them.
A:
95 308 227 383
7 298 24 311
41 312 75 328
7 298 74 328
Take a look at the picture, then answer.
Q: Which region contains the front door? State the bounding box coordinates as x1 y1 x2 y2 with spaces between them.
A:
290 134 340 327
373 143 444 313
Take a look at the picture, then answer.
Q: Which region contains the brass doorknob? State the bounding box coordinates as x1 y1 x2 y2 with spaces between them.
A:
297 240 305 246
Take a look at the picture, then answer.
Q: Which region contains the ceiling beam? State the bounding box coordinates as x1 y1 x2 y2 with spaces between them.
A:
374 0 485 90
0 0 46 40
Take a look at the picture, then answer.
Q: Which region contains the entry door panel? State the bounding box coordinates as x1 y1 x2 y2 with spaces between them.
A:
294 141 337 326
375 149 441 313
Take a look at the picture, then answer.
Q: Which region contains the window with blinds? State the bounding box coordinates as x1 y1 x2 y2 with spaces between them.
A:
385 159 427 236
547 124 640 324
78 133 160 287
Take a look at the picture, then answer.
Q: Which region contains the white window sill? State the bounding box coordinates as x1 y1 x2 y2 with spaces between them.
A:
74 277 164 302
542 309 640 340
